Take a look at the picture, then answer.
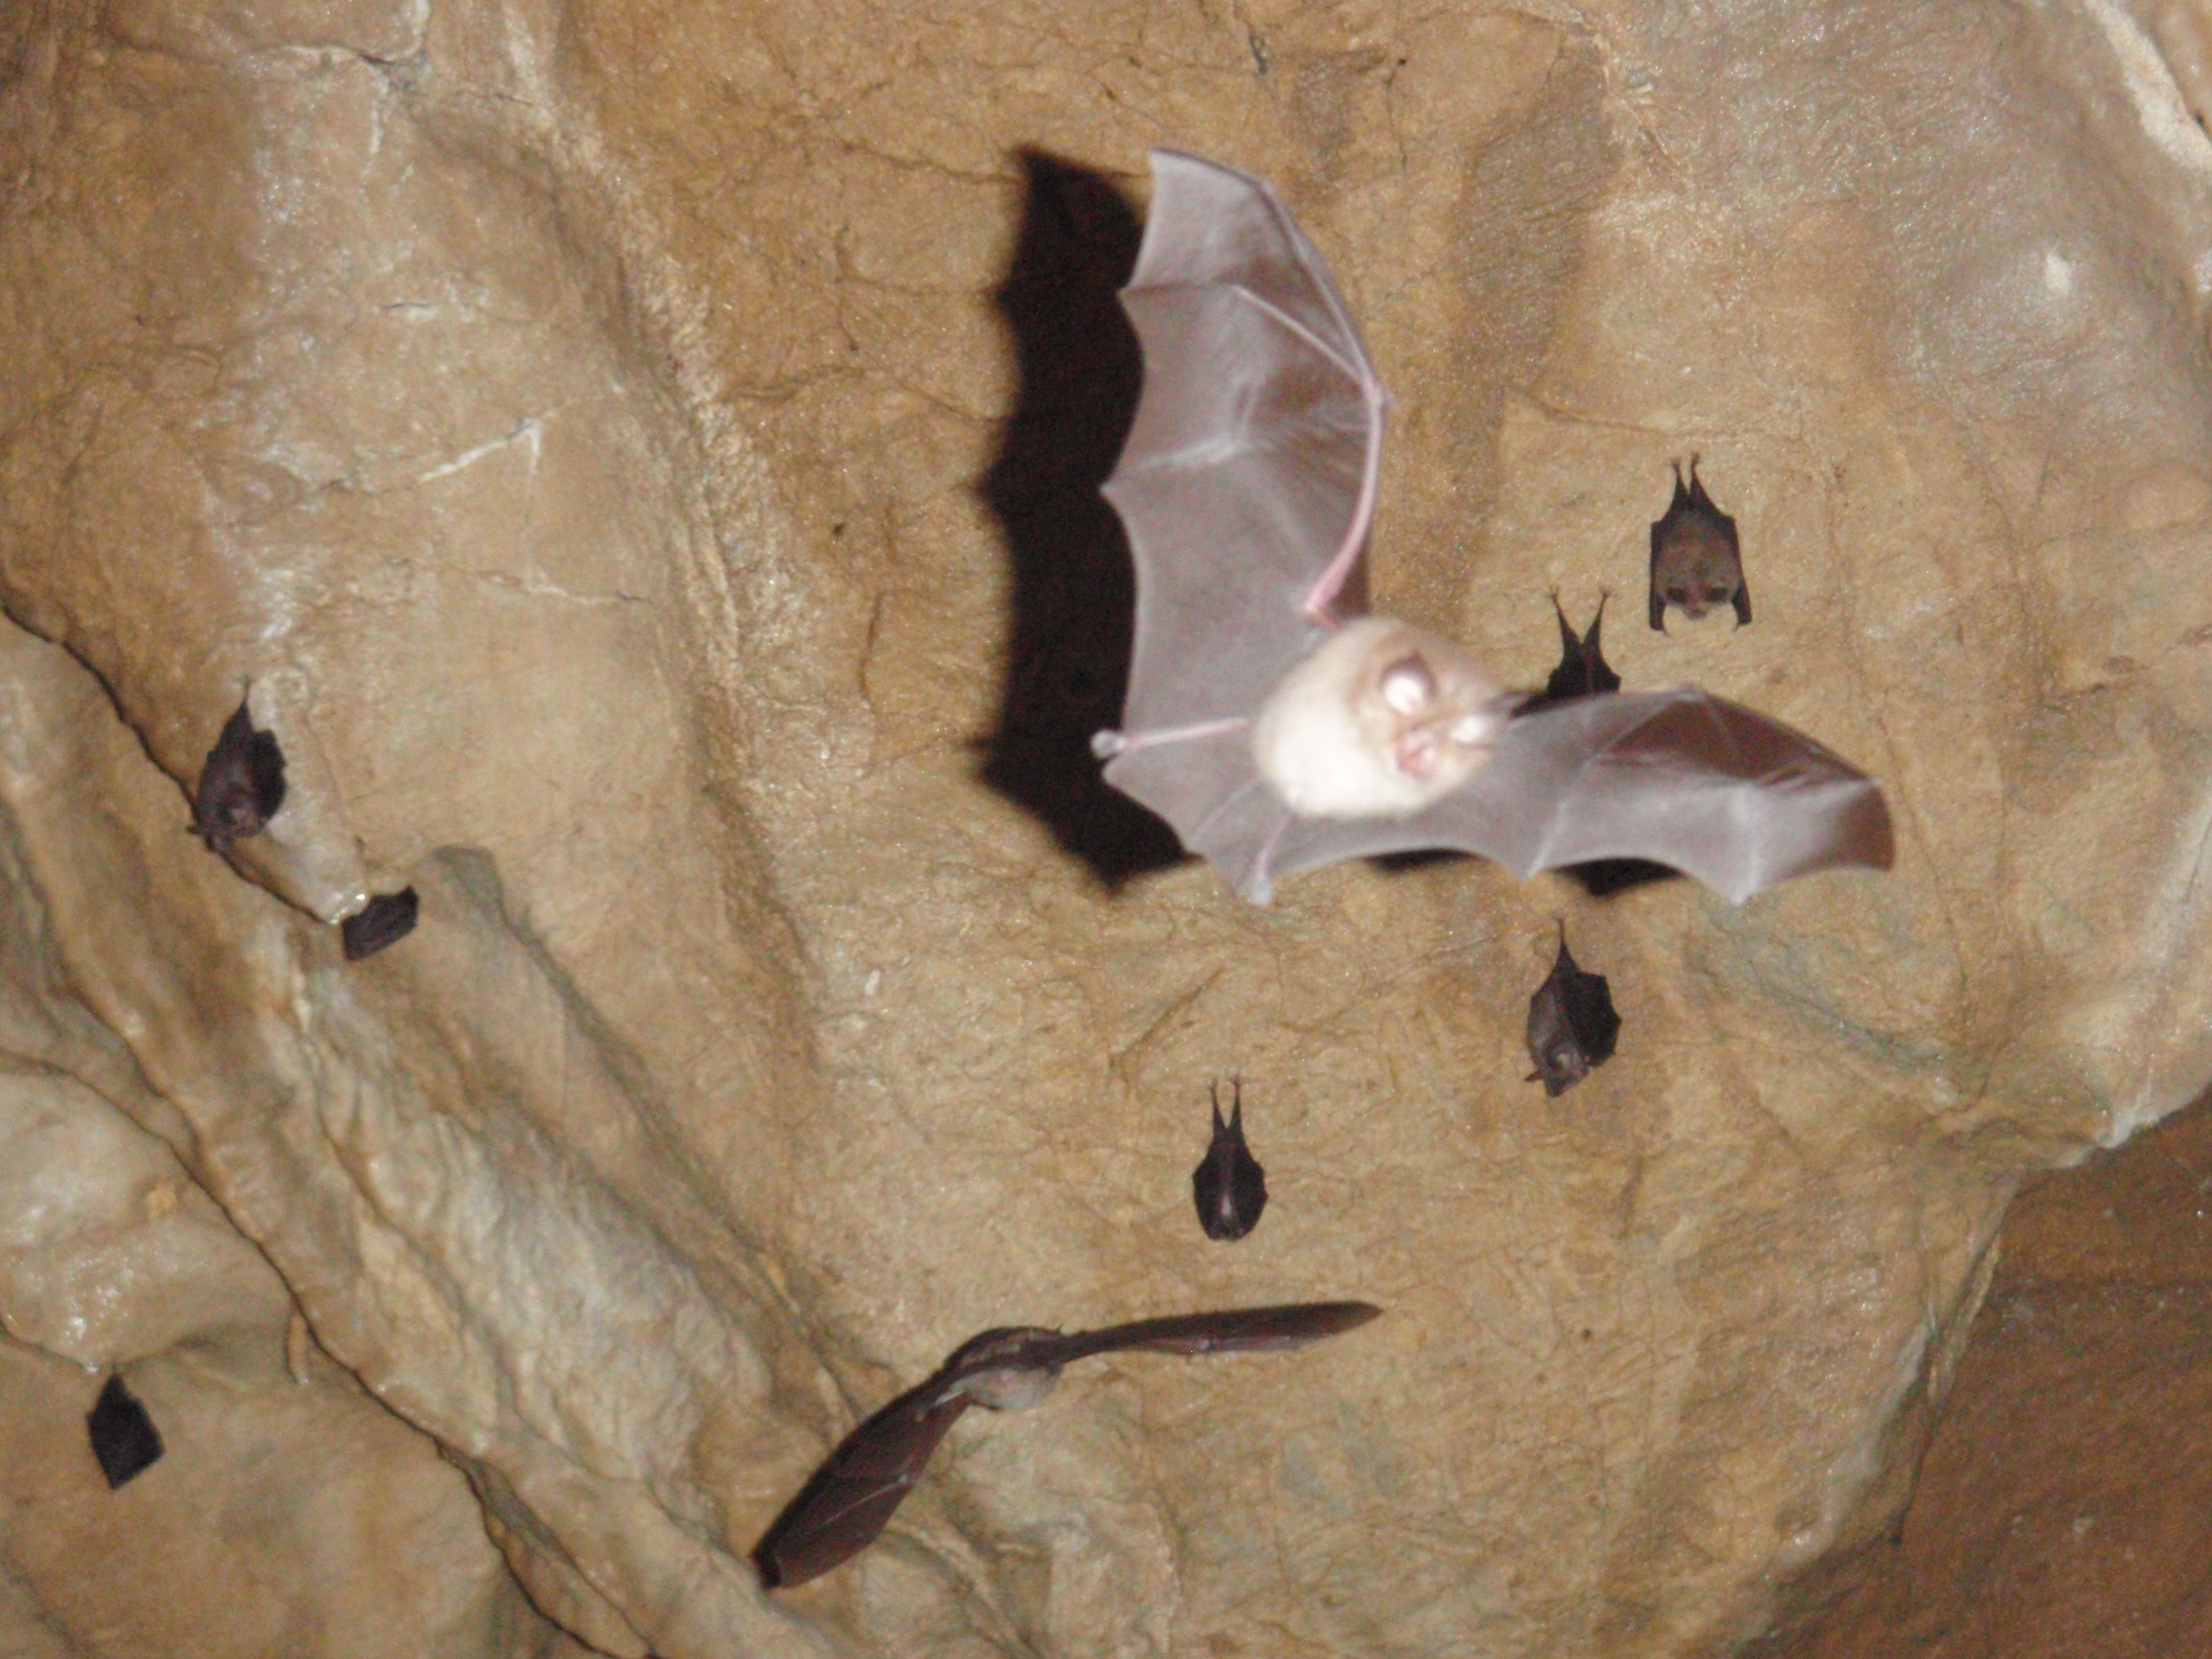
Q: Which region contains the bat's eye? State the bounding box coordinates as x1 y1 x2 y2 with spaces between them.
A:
1666 588 1690 605
1703 586 1731 603
1378 656 1437 715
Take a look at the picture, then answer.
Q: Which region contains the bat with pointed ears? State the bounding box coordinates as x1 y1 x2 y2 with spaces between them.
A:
1192 1076 1267 1241
1089 150 1892 904
753 1300 1380 1588
1650 456 1750 631
1524 591 1622 712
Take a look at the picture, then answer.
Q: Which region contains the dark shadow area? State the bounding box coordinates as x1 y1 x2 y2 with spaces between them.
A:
1750 1090 2212 1658
1368 853 1676 901
977 149 1184 886
1562 858 1679 898
1371 849 1465 877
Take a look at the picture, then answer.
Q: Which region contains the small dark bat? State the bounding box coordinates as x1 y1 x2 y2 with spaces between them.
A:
1089 153 1887 904
1648 456 1750 630
754 1300 1380 1588
86 1373 164 1489
1524 591 1622 712
1192 1077 1267 1241
342 887 420 961
192 693 287 853
1525 923 1620 1096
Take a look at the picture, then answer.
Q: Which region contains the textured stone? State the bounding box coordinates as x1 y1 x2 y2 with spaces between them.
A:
1 0 2208 1655
1754 1092 2212 1658
0 1058 584 1657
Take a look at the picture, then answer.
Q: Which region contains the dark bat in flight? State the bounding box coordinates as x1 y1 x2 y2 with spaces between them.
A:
193 693 287 854
1192 1077 1267 1241
754 1300 1380 1588
1089 152 1889 904
1524 591 1622 712
1650 455 1749 630
1525 923 1620 1096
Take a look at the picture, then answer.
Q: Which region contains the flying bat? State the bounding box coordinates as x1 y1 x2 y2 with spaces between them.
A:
1191 1077 1267 1241
1650 455 1750 630
193 693 287 854
1525 923 1621 1096
753 1300 1380 1588
1089 151 1890 904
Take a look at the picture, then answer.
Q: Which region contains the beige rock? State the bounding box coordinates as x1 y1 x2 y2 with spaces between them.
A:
0 1061 586 1657
0 0 2208 1655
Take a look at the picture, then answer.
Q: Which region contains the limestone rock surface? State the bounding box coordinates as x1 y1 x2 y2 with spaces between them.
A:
2 0 2211 1655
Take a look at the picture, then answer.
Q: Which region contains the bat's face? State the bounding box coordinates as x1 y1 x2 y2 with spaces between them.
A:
1529 1026 1593 1095
1655 530 1744 621
1650 467 1748 629
1252 618 1512 820
197 791 263 852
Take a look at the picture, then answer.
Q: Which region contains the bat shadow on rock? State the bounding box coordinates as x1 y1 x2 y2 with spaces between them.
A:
1560 858 1678 899
1370 849 1677 900
976 149 1187 886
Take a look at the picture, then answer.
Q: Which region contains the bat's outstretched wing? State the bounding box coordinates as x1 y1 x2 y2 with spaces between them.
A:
756 1303 1380 1588
1089 153 1891 909
1097 723 1286 899
1264 688 1894 904
1050 1300 1382 1362
752 1382 976 1588
1097 150 1385 845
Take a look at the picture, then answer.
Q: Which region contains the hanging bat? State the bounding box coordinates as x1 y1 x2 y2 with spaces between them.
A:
342 887 420 961
1089 151 1889 904
1523 591 1622 712
1649 456 1750 630
754 1300 1380 1588
193 693 287 854
86 1372 164 1489
1525 922 1620 1095
1192 1077 1267 1241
